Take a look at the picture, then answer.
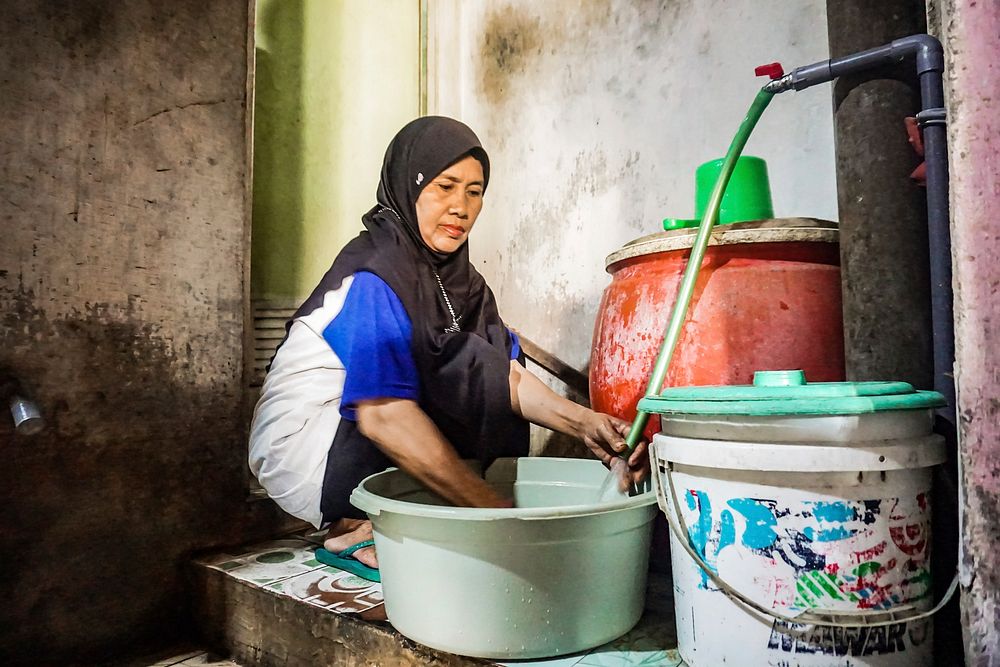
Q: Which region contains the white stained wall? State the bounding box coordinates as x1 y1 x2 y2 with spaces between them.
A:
428 0 837 374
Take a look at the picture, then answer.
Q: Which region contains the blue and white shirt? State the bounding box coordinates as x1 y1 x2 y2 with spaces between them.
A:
249 271 519 527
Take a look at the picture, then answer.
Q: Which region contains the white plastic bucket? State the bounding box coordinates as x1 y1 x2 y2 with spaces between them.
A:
350 457 658 659
651 410 946 667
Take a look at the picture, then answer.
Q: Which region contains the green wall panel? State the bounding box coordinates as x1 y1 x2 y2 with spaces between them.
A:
253 0 420 301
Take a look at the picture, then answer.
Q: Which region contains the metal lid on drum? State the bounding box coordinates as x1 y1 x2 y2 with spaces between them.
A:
638 370 946 416
605 218 839 271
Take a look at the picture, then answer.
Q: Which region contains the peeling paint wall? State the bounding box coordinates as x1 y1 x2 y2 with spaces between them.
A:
941 0 1000 663
428 0 837 451
0 2 291 662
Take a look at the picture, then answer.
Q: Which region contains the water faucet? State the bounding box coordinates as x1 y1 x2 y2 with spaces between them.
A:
1 371 45 436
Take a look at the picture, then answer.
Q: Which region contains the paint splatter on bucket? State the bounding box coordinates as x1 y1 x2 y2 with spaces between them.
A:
644 373 946 667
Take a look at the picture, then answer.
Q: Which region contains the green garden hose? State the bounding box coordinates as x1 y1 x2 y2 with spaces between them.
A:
624 88 775 452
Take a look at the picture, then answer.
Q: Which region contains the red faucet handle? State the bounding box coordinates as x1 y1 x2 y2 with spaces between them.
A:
755 63 785 80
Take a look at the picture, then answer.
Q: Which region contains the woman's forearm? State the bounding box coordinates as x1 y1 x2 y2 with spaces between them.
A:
509 361 634 468
508 361 590 438
356 398 510 508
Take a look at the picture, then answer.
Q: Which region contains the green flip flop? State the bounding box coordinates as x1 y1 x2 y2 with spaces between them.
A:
315 540 381 583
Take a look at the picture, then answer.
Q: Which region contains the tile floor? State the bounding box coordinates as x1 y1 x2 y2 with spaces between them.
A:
193 534 687 666
199 535 386 621
500 615 684 667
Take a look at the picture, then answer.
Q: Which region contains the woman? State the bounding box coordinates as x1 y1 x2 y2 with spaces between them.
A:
250 116 648 581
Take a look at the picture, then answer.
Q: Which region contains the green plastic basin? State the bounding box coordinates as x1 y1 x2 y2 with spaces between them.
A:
351 457 657 659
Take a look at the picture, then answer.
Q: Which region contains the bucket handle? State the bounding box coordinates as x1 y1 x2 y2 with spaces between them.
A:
653 454 959 629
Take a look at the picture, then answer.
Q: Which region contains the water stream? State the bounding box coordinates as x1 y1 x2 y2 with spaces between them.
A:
596 457 631 502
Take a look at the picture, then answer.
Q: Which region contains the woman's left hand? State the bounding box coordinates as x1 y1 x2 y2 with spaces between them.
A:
578 411 650 485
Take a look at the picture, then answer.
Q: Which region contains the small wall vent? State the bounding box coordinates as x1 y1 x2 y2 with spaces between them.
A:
250 299 297 387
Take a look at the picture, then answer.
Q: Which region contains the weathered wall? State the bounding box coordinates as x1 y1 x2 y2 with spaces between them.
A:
427 0 838 451
941 0 1000 663
252 0 420 303
0 1 291 662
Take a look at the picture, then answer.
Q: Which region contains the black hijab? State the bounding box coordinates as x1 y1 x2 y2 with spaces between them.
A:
289 116 529 521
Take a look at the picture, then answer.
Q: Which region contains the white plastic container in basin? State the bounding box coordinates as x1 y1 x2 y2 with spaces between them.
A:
350 457 658 659
640 370 948 667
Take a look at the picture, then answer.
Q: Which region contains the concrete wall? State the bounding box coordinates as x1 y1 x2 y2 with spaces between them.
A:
0 2 291 662
427 0 837 451
252 0 420 303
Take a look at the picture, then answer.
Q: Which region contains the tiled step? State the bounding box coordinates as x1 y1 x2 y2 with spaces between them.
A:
190 534 685 667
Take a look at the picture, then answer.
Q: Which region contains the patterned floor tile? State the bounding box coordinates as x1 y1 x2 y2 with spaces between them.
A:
269 565 387 621
199 538 313 570
497 610 682 667
576 649 683 667
214 540 325 587
499 651 588 667
576 616 682 667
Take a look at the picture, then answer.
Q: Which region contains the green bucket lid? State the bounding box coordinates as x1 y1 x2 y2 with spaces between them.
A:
638 370 946 416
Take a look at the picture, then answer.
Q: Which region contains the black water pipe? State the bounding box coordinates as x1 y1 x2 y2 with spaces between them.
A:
766 35 954 431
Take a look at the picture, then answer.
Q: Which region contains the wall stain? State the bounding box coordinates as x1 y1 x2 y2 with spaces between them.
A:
480 5 545 106
0 282 292 662
44 0 114 54
0 1 291 656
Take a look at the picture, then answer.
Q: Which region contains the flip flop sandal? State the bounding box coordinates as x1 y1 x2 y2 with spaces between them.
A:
315 539 381 582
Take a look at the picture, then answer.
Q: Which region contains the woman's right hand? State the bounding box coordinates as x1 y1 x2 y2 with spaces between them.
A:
508 361 649 485
576 410 650 486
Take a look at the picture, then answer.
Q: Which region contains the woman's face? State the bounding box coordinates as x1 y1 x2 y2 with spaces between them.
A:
415 155 484 254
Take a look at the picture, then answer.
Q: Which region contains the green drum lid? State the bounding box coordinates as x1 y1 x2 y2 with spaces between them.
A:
638 370 946 416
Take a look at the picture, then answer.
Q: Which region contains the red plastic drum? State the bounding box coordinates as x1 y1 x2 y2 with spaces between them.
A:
590 219 845 439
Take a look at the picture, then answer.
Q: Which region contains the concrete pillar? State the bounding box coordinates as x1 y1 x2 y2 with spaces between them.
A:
827 4 964 660
826 0 934 387
942 1 1000 662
